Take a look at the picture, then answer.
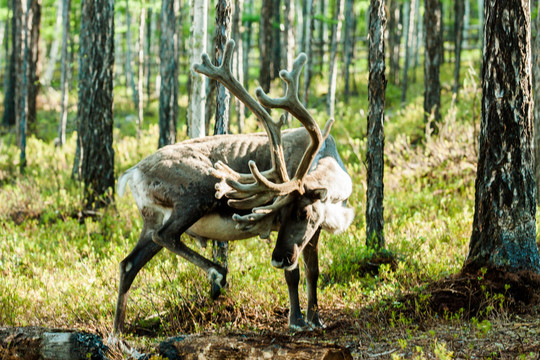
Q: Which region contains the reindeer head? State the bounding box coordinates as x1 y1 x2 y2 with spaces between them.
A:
194 40 354 271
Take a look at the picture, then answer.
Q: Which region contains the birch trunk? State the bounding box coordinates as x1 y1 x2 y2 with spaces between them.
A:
343 0 354 103
137 7 145 139
400 0 415 104
326 0 343 118
125 0 138 108
42 0 62 86
188 0 207 138
387 0 401 86
232 0 244 132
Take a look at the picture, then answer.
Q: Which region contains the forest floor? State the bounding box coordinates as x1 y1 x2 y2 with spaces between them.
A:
101 266 540 359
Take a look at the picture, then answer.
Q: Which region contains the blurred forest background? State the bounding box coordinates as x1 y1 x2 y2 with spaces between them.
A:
1 0 540 358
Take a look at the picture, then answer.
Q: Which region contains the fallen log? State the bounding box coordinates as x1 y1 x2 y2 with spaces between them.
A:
0 327 108 360
158 334 353 360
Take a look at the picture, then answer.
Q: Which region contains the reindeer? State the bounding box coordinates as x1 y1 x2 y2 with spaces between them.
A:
113 40 354 333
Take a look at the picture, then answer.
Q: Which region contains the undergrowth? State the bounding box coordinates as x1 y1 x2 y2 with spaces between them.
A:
2 53 538 358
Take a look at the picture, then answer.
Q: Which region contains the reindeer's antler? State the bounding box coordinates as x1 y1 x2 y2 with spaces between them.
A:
193 40 333 231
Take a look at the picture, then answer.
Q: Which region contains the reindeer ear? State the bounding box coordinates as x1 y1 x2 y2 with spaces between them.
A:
309 188 328 201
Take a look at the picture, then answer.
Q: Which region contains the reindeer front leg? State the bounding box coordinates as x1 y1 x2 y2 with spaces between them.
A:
284 267 308 331
303 228 323 328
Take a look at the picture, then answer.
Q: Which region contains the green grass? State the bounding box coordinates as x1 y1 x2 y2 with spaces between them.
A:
3 55 537 358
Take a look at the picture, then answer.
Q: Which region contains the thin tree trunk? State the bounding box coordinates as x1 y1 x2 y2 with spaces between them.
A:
411 0 420 83
326 0 343 118
2 0 16 128
463 0 470 47
125 0 138 108
158 0 179 147
400 0 415 104
19 0 30 173
343 0 354 103
232 0 244 132
272 0 281 80
465 0 540 274
57 0 71 147
76 0 115 209
243 0 252 96
211 0 232 299
453 0 464 96
424 0 442 126
26 0 40 132
387 0 401 86
188 0 207 138
366 0 386 250
302 0 315 106
317 0 326 75
259 0 272 93
477 0 483 49
137 6 145 139
144 7 152 105
42 0 62 86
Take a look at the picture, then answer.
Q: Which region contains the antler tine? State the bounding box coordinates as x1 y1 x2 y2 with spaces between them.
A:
255 53 328 188
193 40 289 185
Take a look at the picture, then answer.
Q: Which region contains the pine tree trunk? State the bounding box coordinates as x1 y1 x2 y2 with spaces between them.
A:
26 0 40 132
412 0 421 83
57 0 71 147
136 7 145 139
2 0 16 128
76 0 115 209
366 0 386 250
232 0 244 132
272 0 281 80
302 0 314 106
18 0 30 173
400 0 415 104
534 1 540 203
424 0 442 126
144 7 153 105
188 0 207 138
342 0 354 103
259 0 272 93
326 0 343 118
211 0 232 300
125 0 138 108
283 0 295 71
158 0 179 147
453 0 464 96
387 0 401 86
465 0 540 274
213 0 232 136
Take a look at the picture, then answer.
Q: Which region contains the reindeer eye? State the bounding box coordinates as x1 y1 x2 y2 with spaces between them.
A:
298 208 309 220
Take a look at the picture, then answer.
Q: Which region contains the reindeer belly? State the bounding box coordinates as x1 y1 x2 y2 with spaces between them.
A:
187 213 259 241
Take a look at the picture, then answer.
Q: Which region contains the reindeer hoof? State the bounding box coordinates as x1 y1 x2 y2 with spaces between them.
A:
208 267 227 300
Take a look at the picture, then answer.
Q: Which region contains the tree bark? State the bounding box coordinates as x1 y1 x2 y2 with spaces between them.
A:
75 0 115 209
57 0 71 147
213 0 232 136
137 6 145 139
26 0 40 132
400 0 415 104
326 0 343 118
366 0 386 250
42 0 62 86
2 0 16 128
343 0 354 103
465 0 540 274
387 0 401 86
259 0 272 93
125 0 138 108
158 0 179 148
272 0 281 80
302 0 315 106
188 0 207 138
232 0 244 132
424 0 442 126
453 0 465 96
534 1 540 203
